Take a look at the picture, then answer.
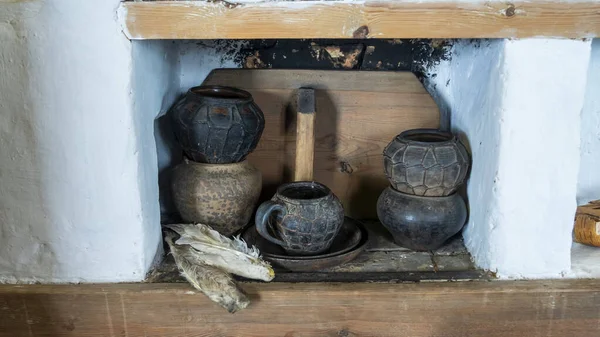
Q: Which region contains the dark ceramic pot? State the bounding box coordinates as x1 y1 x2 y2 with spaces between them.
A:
383 129 469 196
255 181 345 255
376 186 467 251
170 86 265 164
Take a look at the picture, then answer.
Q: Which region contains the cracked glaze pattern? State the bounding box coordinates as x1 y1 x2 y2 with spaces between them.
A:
383 129 469 196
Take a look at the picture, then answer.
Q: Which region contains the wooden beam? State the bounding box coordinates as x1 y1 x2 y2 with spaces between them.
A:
2 280 600 336
119 1 600 40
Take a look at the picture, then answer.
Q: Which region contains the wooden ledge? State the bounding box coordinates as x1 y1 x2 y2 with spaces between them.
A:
2 280 600 336
119 0 600 40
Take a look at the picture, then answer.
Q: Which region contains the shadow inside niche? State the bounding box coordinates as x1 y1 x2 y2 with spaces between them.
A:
348 175 388 220
155 112 183 222
454 129 472 228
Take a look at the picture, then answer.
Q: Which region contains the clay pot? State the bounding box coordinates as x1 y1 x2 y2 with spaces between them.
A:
376 187 467 251
255 181 345 255
170 86 265 164
383 129 469 196
171 159 261 236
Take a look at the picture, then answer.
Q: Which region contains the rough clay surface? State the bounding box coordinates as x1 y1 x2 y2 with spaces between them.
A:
429 39 592 278
171 160 262 236
0 0 171 282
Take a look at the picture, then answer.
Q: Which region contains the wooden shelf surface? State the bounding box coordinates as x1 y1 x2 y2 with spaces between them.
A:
149 220 485 283
2 279 600 336
119 0 600 40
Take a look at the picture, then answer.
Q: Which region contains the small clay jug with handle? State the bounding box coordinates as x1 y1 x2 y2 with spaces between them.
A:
255 181 344 255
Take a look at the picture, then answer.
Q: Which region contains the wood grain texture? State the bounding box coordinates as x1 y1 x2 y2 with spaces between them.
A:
294 112 316 181
203 69 440 218
1 280 600 336
120 1 600 39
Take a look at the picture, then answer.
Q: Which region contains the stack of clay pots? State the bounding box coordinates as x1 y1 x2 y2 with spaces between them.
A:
169 86 265 236
377 129 470 251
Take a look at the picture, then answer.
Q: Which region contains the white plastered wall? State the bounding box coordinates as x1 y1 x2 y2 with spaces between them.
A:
571 39 600 278
0 6 242 281
430 39 592 278
577 39 600 205
0 0 176 282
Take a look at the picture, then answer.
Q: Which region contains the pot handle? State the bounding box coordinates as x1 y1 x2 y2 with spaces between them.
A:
255 201 287 247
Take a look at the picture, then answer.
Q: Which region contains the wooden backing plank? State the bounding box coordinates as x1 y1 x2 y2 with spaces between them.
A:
203 70 439 218
206 70 430 92
120 1 600 39
1 280 600 336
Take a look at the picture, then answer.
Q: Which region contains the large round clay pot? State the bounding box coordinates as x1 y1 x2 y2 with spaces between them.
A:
383 129 469 196
170 86 265 164
376 186 467 251
171 159 262 236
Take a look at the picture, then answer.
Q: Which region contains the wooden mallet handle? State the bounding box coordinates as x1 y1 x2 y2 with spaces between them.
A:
295 88 316 182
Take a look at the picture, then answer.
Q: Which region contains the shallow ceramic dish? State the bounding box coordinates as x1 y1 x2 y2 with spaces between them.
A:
245 217 362 260
242 218 368 272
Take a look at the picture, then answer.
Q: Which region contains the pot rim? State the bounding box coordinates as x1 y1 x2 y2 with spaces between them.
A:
276 181 333 204
183 158 250 167
188 85 253 104
397 128 455 145
386 186 461 200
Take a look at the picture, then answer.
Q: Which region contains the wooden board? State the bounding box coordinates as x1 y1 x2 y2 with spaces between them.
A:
120 1 600 39
148 221 477 283
203 69 440 218
2 280 600 336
